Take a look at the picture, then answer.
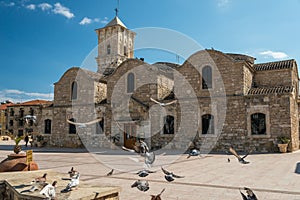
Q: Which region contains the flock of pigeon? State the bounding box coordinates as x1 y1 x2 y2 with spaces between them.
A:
57 98 255 199
23 142 256 199
107 139 184 199
21 167 80 199
107 139 257 200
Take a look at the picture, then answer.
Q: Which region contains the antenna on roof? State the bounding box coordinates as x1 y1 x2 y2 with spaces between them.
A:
115 0 120 16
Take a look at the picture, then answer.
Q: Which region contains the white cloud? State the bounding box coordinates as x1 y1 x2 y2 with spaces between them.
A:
259 50 288 59
100 17 109 24
5 89 23 94
8 2 15 6
38 3 52 11
0 89 53 103
26 4 35 10
79 17 92 25
53 3 74 19
0 1 15 7
79 17 108 25
218 0 230 7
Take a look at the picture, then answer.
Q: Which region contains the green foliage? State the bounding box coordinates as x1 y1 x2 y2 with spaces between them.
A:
36 135 44 142
14 137 23 145
277 136 290 144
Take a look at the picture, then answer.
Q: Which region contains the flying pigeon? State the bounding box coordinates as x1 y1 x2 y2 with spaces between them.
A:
150 97 177 107
122 139 156 166
151 188 165 200
29 173 47 192
136 169 156 177
40 181 57 200
161 167 184 182
107 169 114 176
240 187 258 200
229 147 251 164
131 180 149 192
187 149 201 159
145 152 156 166
66 117 103 127
24 115 37 124
61 168 80 193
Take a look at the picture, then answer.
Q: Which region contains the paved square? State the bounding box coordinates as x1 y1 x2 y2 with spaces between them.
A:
1 140 300 199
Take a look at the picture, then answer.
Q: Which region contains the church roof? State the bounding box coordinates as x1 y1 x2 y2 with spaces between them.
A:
247 86 294 95
102 67 116 77
254 59 295 71
81 68 103 81
226 53 256 64
6 100 52 107
105 16 127 28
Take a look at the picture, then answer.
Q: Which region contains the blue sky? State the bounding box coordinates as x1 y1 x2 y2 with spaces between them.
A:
1 0 300 102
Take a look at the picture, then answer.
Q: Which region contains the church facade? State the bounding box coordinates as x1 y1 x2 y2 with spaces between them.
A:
40 16 299 152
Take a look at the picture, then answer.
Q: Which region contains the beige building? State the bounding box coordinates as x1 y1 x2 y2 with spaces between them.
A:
18 16 300 152
0 101 13 135
5 100 52 139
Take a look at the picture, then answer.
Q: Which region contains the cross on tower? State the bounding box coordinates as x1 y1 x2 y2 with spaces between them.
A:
115 0 120 16
115 8 119 16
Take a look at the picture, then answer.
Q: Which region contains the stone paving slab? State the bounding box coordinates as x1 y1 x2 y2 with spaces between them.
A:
1 140 300 199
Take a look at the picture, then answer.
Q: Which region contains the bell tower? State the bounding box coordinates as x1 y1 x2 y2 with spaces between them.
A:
95 11 136 74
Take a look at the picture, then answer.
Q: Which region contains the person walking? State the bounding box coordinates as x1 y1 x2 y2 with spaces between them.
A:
24 134 29 147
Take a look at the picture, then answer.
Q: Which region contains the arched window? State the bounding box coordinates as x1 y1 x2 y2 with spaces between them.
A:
69 118 76 134
251 113 266 135
71 81 77 100
96 118 104 134
124 46 127 56
163 115 174 134
127 73 135 93
10 108 14 116
30 107 34 115
202 66 212 89
107 44 111 55
44 119 52 134
202 114 214 134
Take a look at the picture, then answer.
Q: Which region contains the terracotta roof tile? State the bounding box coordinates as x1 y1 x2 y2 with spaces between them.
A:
254 59 295 71
7 100 52 107
248 86 294 95
0 103 13 110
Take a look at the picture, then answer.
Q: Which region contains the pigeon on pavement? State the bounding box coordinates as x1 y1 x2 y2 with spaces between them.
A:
29 173 47 192
187 149 201 158
161 167 184 182
229 147 251 164
40 181 57 200
136 169 156 177
131 180 150 192
107 169 114 176
61 168 80 193
240 187 258 200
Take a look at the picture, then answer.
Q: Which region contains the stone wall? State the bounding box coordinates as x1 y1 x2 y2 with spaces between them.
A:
254 69 292 88
6 104 45 137
290 93 299 151
45 49 299 152
243 65 254 95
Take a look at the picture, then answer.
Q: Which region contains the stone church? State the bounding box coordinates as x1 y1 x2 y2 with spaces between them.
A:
42 15 299 153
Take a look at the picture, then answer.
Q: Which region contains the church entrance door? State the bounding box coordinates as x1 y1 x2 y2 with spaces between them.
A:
124 123 136 149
